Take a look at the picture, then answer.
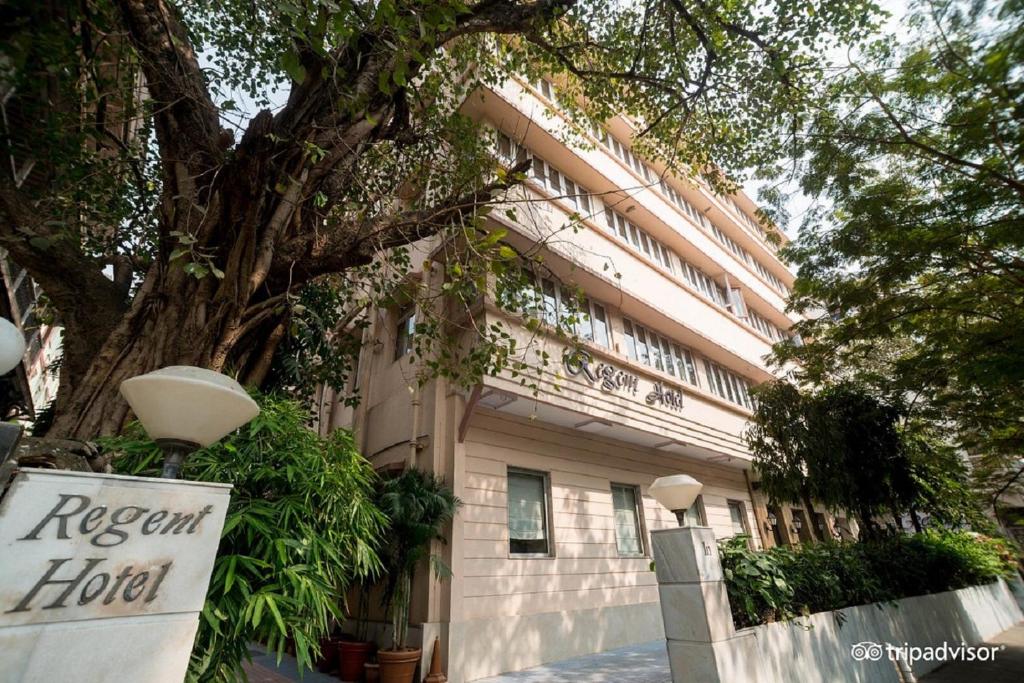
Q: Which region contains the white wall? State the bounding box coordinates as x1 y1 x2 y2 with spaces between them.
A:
653 528 1024 683
704 580 1023 683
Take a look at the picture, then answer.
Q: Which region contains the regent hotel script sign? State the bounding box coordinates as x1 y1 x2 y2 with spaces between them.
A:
564 351 684 412
0 469 231 683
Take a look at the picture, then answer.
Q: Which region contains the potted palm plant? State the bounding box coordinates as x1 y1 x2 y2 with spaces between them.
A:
338 585 374 681
375 468 460 683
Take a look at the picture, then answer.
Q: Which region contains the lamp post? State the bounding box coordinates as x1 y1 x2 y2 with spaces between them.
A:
649 474 704 526
120 366 260 479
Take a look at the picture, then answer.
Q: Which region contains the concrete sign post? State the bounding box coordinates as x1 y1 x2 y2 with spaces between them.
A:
0 468 231 683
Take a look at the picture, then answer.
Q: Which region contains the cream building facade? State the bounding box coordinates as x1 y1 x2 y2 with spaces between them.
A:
328 74 840 682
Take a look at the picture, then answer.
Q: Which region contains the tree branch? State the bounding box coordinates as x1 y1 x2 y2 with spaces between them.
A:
114 0 223 166
273 158 532 286
0 177 128 386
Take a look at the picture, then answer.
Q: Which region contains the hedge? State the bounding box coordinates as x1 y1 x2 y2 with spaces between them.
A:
719 530 1018 629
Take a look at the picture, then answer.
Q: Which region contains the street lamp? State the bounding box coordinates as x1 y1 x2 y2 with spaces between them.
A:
0 317 26 375
120 366 260 479
649 474 703 526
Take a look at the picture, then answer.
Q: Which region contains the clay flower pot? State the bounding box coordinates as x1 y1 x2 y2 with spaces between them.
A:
377 648 421 683
317 636 343 673
365 662 381 683
338 640 373 681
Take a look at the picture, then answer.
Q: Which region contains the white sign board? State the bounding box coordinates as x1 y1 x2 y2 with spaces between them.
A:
0 468 231 683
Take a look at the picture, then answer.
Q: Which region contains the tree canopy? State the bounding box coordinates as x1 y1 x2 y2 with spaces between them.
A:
746 381 985 537
0 0 878 440
764 0 1024 505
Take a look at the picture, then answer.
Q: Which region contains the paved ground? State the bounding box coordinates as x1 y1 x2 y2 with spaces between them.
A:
919 623 1024 682
243 640 671 683
239 626 1024 683
241 645 336 683
473 641 670 683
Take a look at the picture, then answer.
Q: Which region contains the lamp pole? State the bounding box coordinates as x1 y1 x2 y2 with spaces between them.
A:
157 439 201 480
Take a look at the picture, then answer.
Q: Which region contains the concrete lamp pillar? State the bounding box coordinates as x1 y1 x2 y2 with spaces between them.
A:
652 527 753 683
119 366 260 479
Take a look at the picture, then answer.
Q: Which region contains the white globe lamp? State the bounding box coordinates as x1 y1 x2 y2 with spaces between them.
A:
120 366 260 479
649 474 704 526
0 317 26 375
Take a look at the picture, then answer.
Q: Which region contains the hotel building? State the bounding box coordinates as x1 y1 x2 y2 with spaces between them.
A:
325 73 842 682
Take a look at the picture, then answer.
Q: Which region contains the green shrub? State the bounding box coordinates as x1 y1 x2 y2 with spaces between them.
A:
720 531 1017 629
719 537 796 627
107 393 386 682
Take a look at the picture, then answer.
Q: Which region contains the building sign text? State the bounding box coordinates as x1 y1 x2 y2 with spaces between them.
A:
564 352 683 412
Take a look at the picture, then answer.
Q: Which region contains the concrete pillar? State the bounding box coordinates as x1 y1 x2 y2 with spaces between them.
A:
652 527 758 683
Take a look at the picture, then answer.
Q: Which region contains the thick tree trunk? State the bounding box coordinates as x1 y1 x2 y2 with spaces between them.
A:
46 202 287 440
46 269 240 438
14 1 556 442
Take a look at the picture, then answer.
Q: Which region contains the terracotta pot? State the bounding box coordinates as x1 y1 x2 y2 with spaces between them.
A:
364 662 380 683
317 636 343 673
338 640 372 681
377 648 421 683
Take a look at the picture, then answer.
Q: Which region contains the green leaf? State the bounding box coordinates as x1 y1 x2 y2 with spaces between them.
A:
280 48 307 84
264 594 287 636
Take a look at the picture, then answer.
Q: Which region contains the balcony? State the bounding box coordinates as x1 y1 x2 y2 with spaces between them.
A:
472 311 755 467
462 78 792 315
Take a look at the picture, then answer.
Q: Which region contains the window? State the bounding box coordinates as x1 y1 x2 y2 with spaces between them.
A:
541 279 558 326
749 310 785 341
622 318 699 386
533 77 557 104
634 325 650 365
702 359 754 408
575 298 610 349
660 337 674 377
673 344 699 386
679 260 728 307
522 279 611 349
611 484 645 556
508 469 551 555
752 259 788 295
813 513 829 538
727 289 747 318
495 131 528 164
727 500 750 538
591 301 610 348
529 155 592 214
603 207 678 274
394 307 416 360
622 319 638 361
681 495 706 527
